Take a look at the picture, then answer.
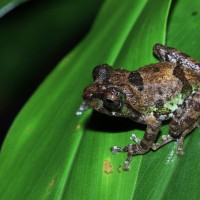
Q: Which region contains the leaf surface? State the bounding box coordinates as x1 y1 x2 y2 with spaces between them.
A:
7 1 200 200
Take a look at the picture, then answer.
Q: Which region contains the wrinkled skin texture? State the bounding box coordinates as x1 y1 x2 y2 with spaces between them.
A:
82 44 200 170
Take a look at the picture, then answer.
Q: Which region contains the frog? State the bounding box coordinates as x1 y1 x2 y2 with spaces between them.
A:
81 43 200 170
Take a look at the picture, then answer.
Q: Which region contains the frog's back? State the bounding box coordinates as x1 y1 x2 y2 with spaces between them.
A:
128 62 200 115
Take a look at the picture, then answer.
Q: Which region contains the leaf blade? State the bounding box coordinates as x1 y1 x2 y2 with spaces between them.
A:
0 0 172 199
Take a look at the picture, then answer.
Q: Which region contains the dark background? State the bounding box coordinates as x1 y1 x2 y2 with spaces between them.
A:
0 0 103 146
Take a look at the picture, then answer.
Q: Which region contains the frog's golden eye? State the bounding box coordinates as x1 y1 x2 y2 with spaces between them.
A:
92 64 111 80
103 87 124 111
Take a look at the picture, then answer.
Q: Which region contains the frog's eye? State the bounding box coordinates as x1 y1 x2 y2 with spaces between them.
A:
92 64 111 80
103 88 124 111
103 98 122 111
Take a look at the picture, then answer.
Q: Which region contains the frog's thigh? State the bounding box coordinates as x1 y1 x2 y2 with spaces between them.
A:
169 90 200 137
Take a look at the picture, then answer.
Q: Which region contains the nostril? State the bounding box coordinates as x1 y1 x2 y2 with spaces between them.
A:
82 90 93 100
87 93 93 99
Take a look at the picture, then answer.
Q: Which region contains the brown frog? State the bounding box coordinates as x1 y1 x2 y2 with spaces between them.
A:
81 44 200 170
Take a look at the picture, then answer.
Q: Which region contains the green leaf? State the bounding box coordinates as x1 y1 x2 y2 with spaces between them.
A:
4 0 200 199
133 1 200 200
0 0 103 142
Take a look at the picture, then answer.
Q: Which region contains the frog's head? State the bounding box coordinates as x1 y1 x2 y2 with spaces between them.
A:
82 64 132 117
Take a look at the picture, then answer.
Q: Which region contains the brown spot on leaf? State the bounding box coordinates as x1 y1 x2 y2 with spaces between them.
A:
192 11 198 16
47 177 57 193
116 165 122 173
103 160 113 174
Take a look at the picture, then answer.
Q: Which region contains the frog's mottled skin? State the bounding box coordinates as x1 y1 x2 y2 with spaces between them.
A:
82 44 200 170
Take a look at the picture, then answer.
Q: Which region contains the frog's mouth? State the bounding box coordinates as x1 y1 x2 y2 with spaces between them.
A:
82 86 104 111
84 98 104 112
84 98 117 116
84 97 139 120
83 97 121 117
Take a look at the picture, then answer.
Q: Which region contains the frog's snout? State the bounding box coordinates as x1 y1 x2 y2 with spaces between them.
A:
83 87 91 100
82 86 97 100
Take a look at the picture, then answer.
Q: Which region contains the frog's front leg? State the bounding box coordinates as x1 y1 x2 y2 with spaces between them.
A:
111 115 161 170
153 43 200 73
153 90 200 155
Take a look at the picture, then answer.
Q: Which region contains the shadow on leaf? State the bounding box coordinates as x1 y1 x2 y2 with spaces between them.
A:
86 111 146 133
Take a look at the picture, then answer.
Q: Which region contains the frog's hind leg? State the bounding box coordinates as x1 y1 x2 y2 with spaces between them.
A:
153 90 200 155
152 118 200 155
176 117 200 155
152 135 176 151
153 44 200 73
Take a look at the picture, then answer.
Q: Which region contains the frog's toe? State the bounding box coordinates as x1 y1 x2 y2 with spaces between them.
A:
152 143 158 150
110 146 121 154
123 151 134 170
123 161 131 171
177 138 184 156
130 134 141 144
110 144 131 154
151 135 175 150
177 149 184 156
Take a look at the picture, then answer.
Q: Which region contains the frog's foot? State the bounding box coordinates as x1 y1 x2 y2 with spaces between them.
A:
110 134 141 155
110 144 148 170
177 137 184 156
152 134 175 150
110 144 133 170
110 145 134 170
176 129 191 155
110 145 131 154
152 134 186 155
